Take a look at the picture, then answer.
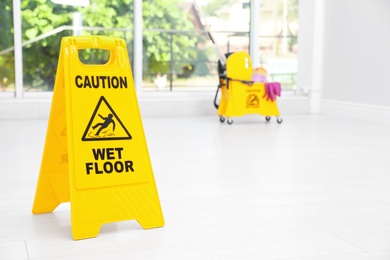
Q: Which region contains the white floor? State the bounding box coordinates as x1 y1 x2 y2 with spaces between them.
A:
1 114 390 259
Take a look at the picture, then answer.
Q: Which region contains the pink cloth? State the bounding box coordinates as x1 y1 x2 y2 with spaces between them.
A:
263 82 281 101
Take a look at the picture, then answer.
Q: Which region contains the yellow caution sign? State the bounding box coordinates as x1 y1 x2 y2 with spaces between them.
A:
32 36 164 240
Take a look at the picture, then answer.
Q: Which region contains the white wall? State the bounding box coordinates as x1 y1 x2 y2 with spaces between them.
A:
322 0 390 107
298 0 390 123
297 0 315 95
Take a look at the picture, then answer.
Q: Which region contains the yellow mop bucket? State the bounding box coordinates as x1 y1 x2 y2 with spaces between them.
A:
214 52 283 125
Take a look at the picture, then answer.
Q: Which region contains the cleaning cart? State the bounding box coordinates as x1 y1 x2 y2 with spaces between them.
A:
213 51 283 125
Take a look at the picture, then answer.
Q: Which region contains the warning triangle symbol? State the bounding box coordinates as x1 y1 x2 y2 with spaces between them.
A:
81 96 132 141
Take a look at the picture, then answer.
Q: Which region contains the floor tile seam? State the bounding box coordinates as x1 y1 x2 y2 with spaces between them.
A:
18 234 73 244
163 214 390 231
155 222 366 243
24 233 364 260
23 235 390 259
0 238 30 244
279 250 387 260
25 247 126 260
142 232 370 249
24 232 363 255
23 239 249 260
24 239 31 260
0 236 68 247
330 232 366 252
163 222 340 242
0 218 71 228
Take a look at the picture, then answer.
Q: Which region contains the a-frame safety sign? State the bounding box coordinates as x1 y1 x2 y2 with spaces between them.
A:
32 36 164 240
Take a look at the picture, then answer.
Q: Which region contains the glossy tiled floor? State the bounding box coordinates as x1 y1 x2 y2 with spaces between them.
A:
1 115 390 259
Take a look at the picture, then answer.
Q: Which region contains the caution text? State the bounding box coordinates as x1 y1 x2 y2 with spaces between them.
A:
75 75 128 89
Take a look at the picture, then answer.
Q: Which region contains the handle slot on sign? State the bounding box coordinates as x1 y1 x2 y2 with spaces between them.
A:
68 36 126 68
78 49 111 65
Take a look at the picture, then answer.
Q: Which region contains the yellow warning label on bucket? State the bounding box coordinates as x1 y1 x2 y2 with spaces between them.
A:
246 94 260 108
32 36 164 240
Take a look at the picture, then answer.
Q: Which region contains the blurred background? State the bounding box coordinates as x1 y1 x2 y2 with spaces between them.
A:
0 0 299 94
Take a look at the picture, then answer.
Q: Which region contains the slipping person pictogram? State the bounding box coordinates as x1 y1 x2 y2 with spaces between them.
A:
82 96 132 141
93 114 116 136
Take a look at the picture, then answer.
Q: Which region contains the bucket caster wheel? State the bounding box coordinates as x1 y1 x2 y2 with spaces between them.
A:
277 117 283 124
219 116 225 123
227 118 233 125
265 116 271 122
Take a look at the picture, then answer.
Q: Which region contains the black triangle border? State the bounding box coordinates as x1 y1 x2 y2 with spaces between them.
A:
81 96 132 142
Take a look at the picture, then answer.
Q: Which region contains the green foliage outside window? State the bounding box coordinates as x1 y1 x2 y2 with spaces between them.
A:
0 0 201 90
